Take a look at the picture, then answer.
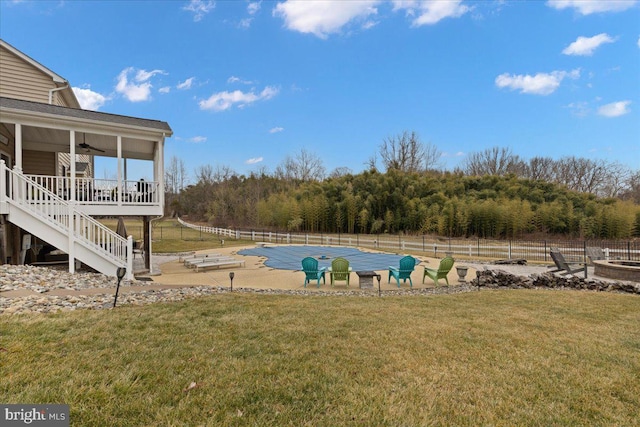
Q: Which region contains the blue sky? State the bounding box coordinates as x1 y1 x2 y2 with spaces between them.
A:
1 0 639 181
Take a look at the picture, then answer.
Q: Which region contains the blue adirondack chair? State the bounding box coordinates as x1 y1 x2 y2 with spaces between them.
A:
301 257 326 288
388 255 416 288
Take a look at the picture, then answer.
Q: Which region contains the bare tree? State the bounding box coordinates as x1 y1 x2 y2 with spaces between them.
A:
462 146 522 176
524 156 555 181
620 170 640 203
423 142 443 171
328 166 353 179
365 153 379 172
275 148 326 182
165 155 188 194
379 130 425 173
593 161 630 198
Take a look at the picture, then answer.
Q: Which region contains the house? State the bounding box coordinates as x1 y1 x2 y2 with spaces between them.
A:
0 39 172 279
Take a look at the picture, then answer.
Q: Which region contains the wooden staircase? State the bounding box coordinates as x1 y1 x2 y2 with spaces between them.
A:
1 162 133 279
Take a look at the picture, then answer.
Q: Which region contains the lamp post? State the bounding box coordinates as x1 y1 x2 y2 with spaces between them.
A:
376 274 381 297
229 272 235 292
113 267 127 308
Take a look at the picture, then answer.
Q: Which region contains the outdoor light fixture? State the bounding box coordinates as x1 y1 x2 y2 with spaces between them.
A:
229 272 235 291
113 267 127 307
376 274 382 297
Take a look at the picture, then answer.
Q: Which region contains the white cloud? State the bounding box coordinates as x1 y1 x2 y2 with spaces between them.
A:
598 100 631 117
637 35 640 48
273 0 380 39
135 69 166 82
246 157 264 164
115 67 165 102
159 86 171 94
546 0 637 15
392 0 470 26
183 0 215 22
562 33 615 56
248 1 260 15
495 69 580 95
239 2 261 28
269 127 284 133
189 136 207 143
72 86 108 111
228 76 253 85
239 18 253 28
199 86 279 111
177 77 195 90
565 101 590 117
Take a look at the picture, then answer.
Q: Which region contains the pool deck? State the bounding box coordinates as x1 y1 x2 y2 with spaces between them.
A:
144 245 475 291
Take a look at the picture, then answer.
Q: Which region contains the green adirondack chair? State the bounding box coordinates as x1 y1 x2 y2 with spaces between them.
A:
388 255 416 288
329 257 351 286
301 257 326 288
423 256 455 286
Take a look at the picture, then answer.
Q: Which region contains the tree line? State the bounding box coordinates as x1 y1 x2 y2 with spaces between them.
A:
166 132 640 240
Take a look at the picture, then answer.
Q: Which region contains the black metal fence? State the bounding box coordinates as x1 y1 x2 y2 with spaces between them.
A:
174 219 639 263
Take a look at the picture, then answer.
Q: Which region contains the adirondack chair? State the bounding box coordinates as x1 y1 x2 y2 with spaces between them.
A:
301 257 326 288
423 256 455 286
585 247 618 264
328 257 352 286
549 250 587 278
585 247 605 263
388 255 416 288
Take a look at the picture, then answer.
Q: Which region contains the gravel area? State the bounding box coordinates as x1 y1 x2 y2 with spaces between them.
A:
0 256 628 315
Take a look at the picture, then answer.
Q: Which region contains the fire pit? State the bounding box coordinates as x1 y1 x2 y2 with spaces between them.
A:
593 260 640 282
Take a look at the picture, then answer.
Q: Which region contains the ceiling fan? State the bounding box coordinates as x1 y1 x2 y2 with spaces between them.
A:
77 133 105 153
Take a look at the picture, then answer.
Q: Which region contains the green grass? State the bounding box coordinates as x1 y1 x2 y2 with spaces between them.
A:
2 290 639 426
100 218 251 253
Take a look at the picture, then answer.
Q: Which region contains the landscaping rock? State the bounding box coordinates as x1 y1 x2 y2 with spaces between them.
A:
473 269 640 294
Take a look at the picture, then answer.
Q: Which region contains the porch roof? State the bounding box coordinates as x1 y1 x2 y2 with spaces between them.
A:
0 97 172 160
0 97 172 133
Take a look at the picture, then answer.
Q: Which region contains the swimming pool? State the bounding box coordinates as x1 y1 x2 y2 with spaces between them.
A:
238 245 420 271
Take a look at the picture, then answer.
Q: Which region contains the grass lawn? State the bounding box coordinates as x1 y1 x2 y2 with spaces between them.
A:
2 290 639 426
99 218 252 253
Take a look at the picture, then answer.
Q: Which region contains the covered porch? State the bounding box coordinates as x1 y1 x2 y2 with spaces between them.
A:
0 97 169 217
0 96 172 274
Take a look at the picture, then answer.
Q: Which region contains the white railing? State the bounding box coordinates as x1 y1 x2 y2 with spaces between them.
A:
25 174 160 205
3 163 129 269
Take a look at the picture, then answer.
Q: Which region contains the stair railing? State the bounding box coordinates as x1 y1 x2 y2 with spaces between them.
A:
3 161 128 266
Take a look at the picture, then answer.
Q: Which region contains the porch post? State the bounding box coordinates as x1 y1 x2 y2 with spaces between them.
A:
117 135 122 206
69 131 76 202
14 123 22 170
0 160 5 204
68 131 76 273
144 216 151 272
155 137 164 210
68 203 75 274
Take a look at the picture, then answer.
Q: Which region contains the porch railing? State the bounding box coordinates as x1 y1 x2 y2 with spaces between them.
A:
25 175 160 205
4 165 129 267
